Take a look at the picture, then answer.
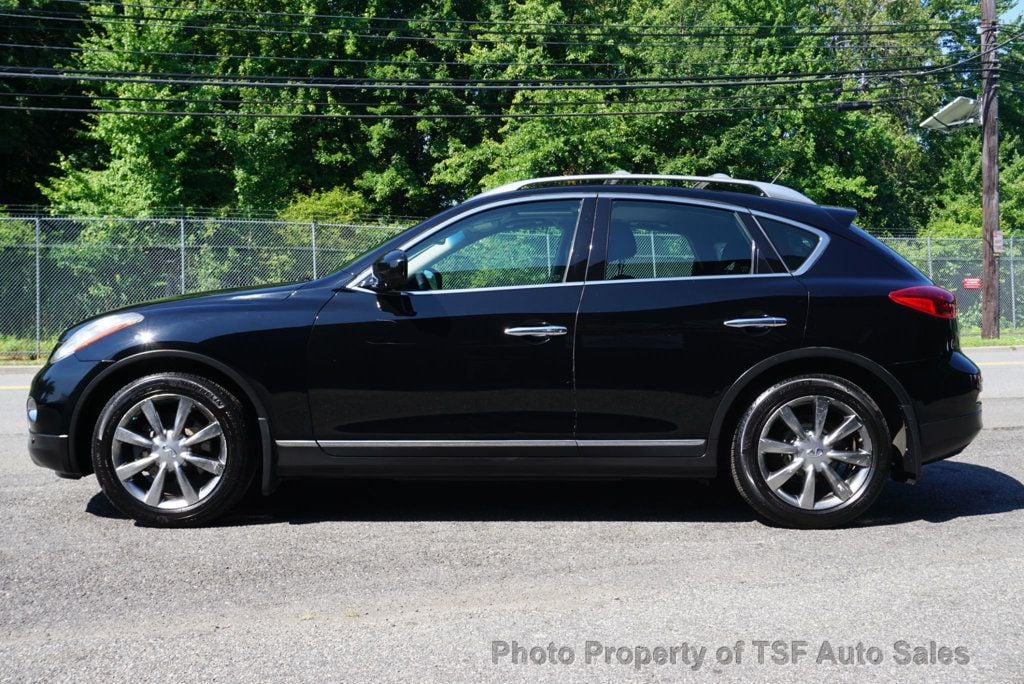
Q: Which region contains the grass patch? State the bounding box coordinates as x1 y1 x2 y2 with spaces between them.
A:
959 331 1024 348
0 335 55 363
958 335 1024 350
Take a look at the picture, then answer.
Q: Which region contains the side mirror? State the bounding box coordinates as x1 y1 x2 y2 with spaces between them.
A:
371 249 408 291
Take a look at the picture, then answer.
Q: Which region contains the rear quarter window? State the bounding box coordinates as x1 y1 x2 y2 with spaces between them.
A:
757 217 821 271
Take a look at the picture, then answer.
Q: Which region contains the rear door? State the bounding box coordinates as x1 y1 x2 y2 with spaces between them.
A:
573 196 810 457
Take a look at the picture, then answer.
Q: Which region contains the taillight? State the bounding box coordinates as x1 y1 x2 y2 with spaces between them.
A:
888 286 957 319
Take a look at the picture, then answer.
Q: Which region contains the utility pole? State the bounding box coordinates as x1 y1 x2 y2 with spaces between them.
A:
980 0 999 338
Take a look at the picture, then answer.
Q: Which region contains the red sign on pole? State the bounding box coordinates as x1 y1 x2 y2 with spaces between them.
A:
963 277 982 290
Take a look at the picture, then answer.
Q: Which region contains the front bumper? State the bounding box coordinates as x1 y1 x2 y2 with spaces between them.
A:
27 355 110 478
28 432 80 479
919 403 983 464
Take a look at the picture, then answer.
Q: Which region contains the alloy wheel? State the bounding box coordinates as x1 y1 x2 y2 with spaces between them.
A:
110 393 227 509
756 395 875 511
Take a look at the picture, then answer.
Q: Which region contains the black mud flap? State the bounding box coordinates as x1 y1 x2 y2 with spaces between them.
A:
891 404 922 484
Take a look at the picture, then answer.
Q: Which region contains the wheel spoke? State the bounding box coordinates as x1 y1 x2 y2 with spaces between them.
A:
827 449 872 467
765 457 805 491
182 453 224 475
144 463 167 506
140 399 164 435
171 397 193 439
181 422 222 448
821 463 854 501
813 396 830 438
174 464 199 505
778 406 806 438
115 453 159 481
797 464 817 509
824 415 863 446
759 438 799 455
114 427 154 449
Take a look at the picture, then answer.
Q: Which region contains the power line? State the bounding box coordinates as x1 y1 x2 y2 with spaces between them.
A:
0 66 976 94
0 10 969 50
2 61 969 85
0 80 965 110
1 53 985 89
0 21 954 56
47 0 976 34
0 41 947 73
0 96 915 119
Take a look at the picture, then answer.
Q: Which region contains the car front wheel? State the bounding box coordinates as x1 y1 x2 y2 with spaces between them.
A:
730 374 890 528
92 372 255 526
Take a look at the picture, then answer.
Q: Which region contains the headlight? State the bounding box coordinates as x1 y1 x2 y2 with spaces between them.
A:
51 312 144 363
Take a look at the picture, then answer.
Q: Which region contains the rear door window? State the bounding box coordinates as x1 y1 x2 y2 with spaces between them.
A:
602 200 754 280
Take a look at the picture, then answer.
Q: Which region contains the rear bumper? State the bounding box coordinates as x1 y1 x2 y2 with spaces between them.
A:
919 403 983 465
28 432 81 479
887 350 982 478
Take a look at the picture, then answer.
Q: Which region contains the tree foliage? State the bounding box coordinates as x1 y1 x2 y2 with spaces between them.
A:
0 0 1020 234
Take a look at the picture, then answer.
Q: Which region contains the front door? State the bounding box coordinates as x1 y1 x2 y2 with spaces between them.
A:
307 197 595 454
573 196 810 456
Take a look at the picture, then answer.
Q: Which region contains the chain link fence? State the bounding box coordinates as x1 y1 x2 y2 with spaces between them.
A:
0 216 1020 359
0 216 404 358
879 236 1022 334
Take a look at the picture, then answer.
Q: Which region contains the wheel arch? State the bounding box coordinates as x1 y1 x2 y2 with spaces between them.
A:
707 347 922 481
70 350 276 492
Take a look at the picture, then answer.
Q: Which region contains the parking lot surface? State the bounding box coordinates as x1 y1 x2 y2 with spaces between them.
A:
1 348 1023 683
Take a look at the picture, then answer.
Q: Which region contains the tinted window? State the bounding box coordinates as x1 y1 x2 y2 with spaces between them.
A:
758 217 820 271
603 200 753 280
405 200 582 290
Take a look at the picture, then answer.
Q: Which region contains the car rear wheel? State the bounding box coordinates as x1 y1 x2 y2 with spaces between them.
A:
730 374 890 528
92 373 256 526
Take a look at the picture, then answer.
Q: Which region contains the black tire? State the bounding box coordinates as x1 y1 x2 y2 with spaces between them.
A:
730 374 890 529
92 373 256 526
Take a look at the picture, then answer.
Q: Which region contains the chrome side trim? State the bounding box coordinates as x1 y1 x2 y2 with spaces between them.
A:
577 439 706 447
582 273 790 286
317 439 577 448
348 281 585 296
277 439 707 448
345 193 818 294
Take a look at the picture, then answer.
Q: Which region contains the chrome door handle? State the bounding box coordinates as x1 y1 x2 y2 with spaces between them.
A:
504 325 568 337
724 317 788 328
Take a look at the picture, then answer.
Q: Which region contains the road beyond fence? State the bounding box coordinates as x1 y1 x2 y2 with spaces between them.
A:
0 216 1020 358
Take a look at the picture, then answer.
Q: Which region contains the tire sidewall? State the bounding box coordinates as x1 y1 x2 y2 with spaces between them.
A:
732 375 890 528
92 373 254 526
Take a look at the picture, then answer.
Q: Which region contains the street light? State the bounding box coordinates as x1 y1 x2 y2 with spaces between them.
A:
919 96 981 132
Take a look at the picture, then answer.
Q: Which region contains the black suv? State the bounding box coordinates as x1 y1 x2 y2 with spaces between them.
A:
27 174 982 528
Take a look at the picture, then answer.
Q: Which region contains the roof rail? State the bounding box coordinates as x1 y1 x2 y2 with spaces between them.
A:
478 172 816 205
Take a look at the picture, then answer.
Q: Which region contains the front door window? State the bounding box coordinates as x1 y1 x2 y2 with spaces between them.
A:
404 199 583 291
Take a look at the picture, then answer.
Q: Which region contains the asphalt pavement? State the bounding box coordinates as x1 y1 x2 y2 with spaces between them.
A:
1 348 1022 683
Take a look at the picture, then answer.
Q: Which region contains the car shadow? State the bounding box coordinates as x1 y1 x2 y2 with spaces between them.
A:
859 460 1024 526
86 479 755 525
84 460 1024 528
